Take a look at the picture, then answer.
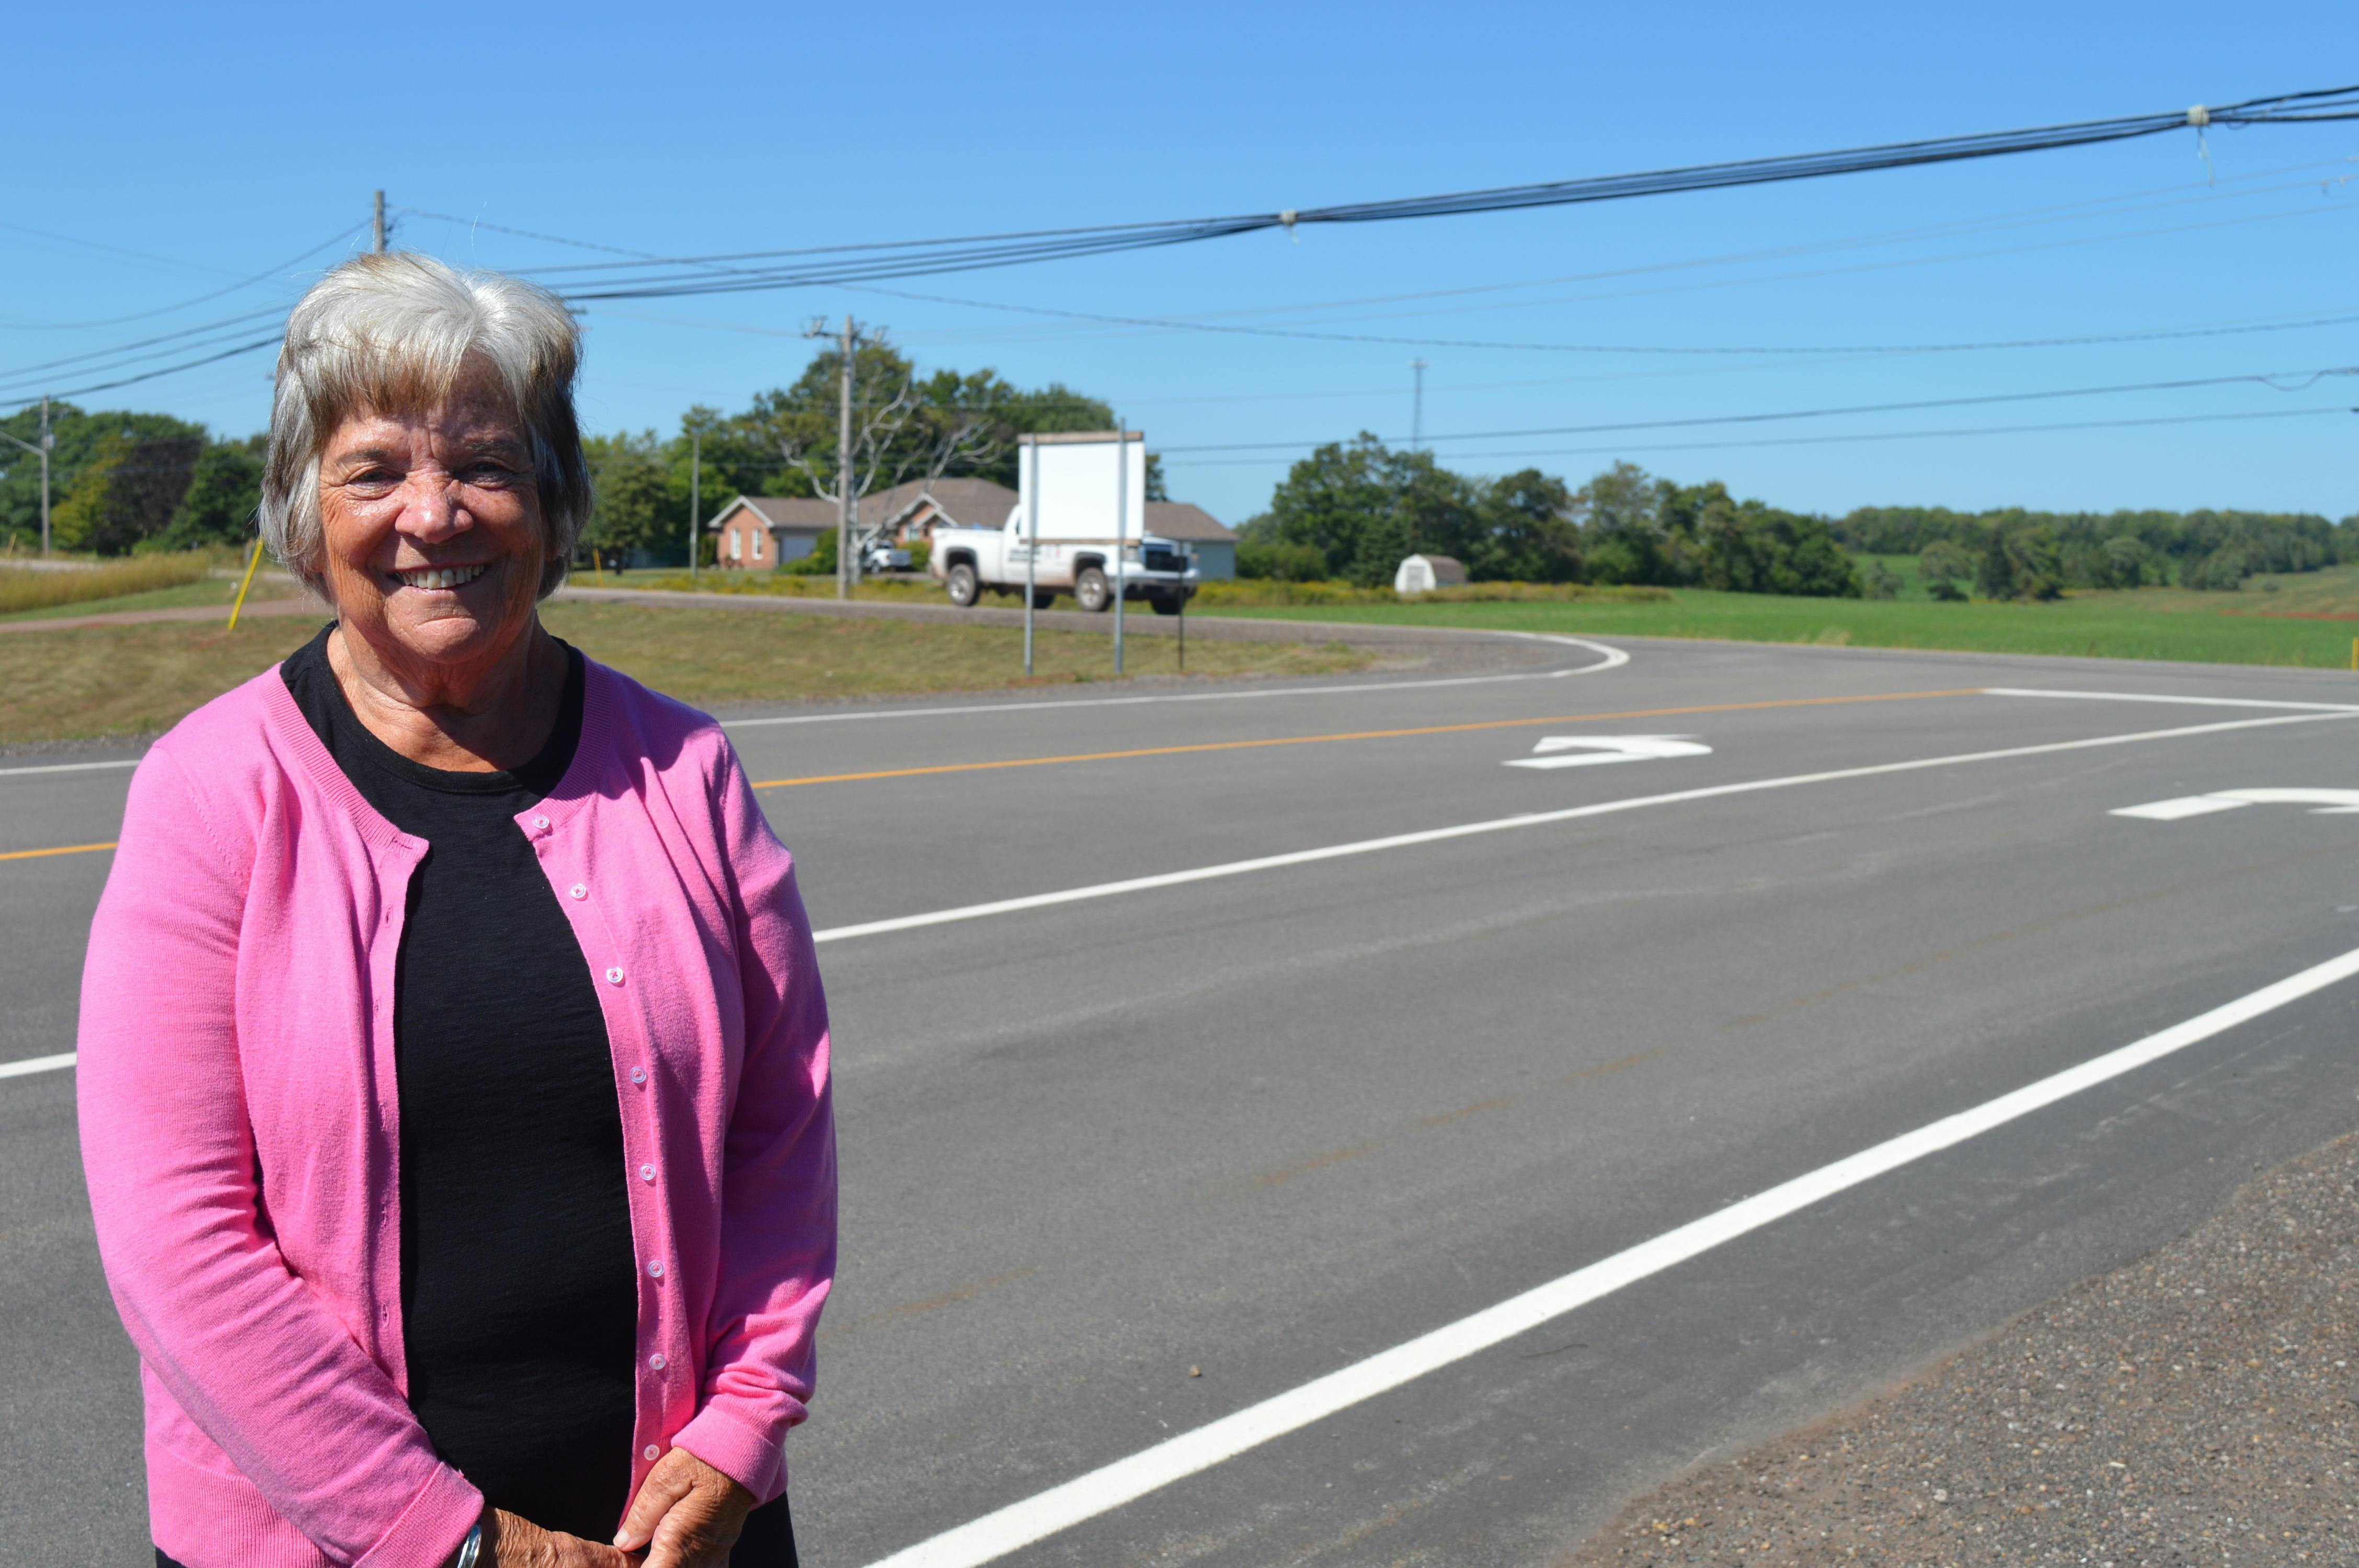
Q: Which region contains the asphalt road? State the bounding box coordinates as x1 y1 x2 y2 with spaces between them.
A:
7 632 2359 1566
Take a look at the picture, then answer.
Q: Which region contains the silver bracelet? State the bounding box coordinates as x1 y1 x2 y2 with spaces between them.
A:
454 1521 483 1568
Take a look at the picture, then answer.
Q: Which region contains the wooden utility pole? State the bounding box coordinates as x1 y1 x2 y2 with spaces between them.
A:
372 191 386 254
835 316 858 599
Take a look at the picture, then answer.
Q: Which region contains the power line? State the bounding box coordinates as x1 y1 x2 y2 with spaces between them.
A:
3 333 283 410
848 283 2359 359
11 86 2357 405
501 85 2359 303
1153 366 2359 452
0 225 365 333
1158 406 2356 468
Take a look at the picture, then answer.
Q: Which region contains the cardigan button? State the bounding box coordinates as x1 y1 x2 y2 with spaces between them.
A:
647 1260 665 1279
631 1067 647 1086
531 814 551 832
569 883 588 900
643 1444 661 1462
649 1353 667 1371
639 1164 656 1183
606 966 625 985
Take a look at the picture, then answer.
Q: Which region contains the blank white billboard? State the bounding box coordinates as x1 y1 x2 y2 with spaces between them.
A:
1022 434 1148 543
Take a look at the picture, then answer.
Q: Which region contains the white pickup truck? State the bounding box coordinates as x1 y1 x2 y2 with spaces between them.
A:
930 431 1198 614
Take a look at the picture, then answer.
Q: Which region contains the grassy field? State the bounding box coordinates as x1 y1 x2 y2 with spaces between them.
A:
0 573 307 622
0 601 1372 745
0 551 230 616
1199 563 2359 671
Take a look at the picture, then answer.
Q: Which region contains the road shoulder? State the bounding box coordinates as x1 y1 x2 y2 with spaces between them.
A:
1565 1126 2359 1565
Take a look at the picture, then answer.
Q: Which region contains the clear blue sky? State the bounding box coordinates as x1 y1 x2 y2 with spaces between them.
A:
7 1 2357 526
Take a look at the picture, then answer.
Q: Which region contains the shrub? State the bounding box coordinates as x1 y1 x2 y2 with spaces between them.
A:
1236 540 1329 581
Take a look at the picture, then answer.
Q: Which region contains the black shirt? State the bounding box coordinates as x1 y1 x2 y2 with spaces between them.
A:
280 627 637 1538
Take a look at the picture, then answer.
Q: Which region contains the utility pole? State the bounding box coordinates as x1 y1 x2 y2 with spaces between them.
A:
688 429 702 580
1022 437 1038 677
37 396 50 557
3 396 52 558
835 317 857 600
1111 420 1129 675
1411 359 1427 451
373 191 386 255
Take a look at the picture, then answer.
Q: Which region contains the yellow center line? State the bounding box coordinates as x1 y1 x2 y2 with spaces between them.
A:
750 687 1984 790
0 840 117 862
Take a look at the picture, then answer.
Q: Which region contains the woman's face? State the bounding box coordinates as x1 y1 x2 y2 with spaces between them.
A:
316 366 546 680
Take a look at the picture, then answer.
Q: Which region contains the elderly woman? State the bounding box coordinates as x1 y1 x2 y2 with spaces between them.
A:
77 253 835 1568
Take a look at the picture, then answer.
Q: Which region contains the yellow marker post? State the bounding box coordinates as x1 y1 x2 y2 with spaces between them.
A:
226 538 265 631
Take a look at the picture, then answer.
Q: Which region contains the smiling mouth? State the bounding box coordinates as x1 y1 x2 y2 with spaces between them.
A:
393 563 490 591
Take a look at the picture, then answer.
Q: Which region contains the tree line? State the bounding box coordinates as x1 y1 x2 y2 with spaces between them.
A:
1238 440 1863 596
8 378 2352 606
1835 505 2356 596
0 404 262 556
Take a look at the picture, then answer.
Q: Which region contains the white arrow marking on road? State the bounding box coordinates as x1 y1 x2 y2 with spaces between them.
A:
1505 734 1712 770
2112 787 2359 821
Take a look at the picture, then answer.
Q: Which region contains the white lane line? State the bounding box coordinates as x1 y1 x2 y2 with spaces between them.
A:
0 1052 75 1080
865 942 2359 1568
1988 686 2359 712
0 758 141 778
721 638 1628 728
810 709 2354 944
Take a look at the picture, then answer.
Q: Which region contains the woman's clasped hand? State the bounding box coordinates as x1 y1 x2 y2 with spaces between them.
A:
475 1448 755 1567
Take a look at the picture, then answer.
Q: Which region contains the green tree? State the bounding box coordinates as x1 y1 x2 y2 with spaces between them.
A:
150 435 266 551
51 428 204 555
1575 462 1677 585
1 403 208 552
1978 523 2064 600
2099 533 2149 589
581 431 679 563
1917 539 1973 600
1472 469 1583 582
1263 436 1404 585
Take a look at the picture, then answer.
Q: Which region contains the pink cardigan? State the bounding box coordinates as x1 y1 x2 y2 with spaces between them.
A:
77 659 837 1568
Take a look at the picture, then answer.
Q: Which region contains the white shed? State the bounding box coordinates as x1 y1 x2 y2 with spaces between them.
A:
1394 554 1468 594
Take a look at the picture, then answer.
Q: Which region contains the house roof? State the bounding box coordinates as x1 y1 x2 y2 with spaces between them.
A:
709 495 837 534
1142 502 1234 543
1407 552 1468 580
865 477 1017 530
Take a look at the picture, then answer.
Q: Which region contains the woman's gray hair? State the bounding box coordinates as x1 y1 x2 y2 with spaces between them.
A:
259 252 591 597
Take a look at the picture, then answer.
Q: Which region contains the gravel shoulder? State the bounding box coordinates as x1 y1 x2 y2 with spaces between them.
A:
1564 1127 2359 1566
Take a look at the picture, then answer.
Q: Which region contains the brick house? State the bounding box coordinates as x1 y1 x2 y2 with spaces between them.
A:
704 496 837 570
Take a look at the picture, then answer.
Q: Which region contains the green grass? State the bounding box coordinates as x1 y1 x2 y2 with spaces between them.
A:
1198 562 2359 671
0 600 1375 744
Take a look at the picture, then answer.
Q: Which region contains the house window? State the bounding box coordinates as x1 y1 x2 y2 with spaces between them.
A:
753 529 764 560
729 528 742 561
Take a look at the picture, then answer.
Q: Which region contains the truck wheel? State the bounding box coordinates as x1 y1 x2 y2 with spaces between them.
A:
1148 593 1182 616
1030 588 1056 610
1074 566 1111 613
945 563 980 607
